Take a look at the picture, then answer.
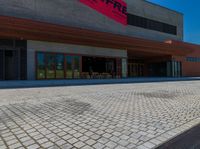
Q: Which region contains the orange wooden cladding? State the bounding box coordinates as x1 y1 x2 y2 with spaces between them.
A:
165 40 200 51
0 15 196 56
168 40 200 77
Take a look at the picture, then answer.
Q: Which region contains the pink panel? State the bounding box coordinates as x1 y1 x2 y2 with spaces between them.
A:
79 0 127 25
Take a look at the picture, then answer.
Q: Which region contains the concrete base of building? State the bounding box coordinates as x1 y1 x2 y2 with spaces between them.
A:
0 77 200 89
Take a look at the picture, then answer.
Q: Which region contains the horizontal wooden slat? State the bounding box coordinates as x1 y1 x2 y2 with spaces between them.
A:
0 15 195 56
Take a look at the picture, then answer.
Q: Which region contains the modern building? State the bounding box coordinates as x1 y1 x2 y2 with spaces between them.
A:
0 0 199 80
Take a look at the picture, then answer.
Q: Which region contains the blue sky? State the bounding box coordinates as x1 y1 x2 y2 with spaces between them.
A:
147 0 200 44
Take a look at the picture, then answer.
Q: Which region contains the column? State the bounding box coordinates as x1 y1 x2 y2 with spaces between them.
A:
174 61 178 77
20 48 27 80
0 50 4 80
122 58 127 78
171 61 175 77
167 61 172 77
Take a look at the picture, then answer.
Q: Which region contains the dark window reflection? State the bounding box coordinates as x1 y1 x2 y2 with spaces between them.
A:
37 53 45 79
56 54 64 79
46 54 55 79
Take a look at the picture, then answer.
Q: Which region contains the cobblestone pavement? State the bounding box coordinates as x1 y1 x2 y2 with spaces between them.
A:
0 81 200 149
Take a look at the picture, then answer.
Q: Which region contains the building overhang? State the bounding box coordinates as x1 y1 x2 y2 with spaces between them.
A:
165 40 200 51
0 15 193 56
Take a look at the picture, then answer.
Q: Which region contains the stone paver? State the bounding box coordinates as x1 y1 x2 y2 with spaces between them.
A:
0 81 200 149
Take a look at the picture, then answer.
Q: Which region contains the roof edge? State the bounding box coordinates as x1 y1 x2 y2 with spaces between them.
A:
144 0 183 15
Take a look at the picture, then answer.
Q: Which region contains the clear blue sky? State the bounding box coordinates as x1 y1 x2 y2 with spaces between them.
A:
147 0 200 44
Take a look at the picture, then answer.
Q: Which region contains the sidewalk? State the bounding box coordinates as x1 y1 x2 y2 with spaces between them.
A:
0 79 200 149
0 77 200 89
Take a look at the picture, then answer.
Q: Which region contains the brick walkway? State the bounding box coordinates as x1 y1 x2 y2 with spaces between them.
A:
0 81 200 149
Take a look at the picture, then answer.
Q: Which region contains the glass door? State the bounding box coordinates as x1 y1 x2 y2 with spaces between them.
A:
128 63 144 77
5 50 19 80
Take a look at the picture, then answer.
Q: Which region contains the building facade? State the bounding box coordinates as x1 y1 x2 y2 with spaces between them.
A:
0 0 199 80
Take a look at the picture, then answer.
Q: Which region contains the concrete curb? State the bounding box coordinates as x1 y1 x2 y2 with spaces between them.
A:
0 77 200 89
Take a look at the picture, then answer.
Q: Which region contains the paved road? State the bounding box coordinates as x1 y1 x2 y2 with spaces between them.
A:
0 81 200 149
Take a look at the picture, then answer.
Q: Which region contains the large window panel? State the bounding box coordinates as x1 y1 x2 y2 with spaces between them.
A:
46 54 55 79
56 54 64 79
37 52 46 79
73 56 80 79
36 53 82 80
66 56 73 79
116 59 122 78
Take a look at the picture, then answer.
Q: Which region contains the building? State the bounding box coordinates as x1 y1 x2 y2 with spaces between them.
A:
0 0 199 80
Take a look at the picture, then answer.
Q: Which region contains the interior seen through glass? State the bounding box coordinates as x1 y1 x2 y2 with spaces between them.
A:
36 52 120 79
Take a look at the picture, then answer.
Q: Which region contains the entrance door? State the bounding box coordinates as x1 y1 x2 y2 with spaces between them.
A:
128 63 144 77
148 62 167 77
4 50 19 80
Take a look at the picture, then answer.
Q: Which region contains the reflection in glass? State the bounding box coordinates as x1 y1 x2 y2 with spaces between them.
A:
37 53 45 79
74 56 80 78
36 53 81 80
66 56 73 79
46 54 55 79
56 54 64 79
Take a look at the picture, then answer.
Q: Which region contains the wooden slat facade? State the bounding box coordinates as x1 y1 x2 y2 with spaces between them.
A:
0 15 193 57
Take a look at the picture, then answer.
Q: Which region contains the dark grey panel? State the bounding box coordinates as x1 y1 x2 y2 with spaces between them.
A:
20 48 27 80
0 40 27 80
0 50 4 80
17 40 27 80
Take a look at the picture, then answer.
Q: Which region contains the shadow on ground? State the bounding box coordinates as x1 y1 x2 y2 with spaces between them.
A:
156 124 200 149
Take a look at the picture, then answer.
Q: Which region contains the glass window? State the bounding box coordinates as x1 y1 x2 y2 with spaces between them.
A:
66 56 73 79
36 53 82 80
56 54 64 79
73 56 80 79
37 52 46 79
46 54 55 79
127 13 177 35
116 59 122 78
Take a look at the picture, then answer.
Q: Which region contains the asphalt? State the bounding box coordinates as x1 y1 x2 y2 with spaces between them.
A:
156 124 200 149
